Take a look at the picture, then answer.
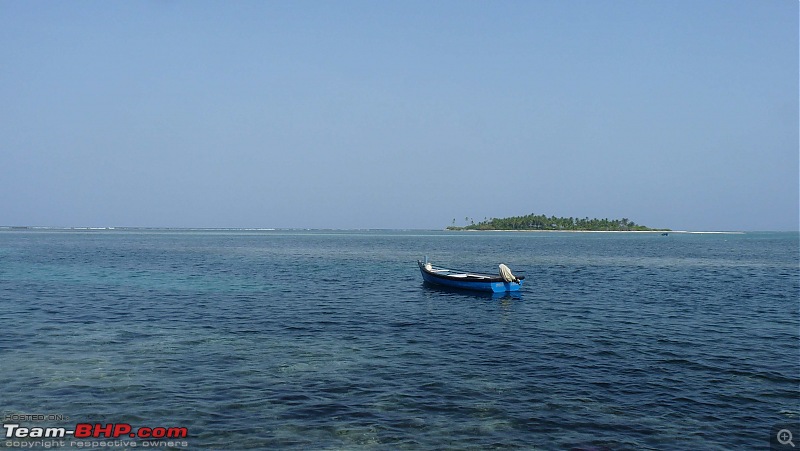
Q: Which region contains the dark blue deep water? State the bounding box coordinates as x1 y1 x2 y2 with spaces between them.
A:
0 230 798 450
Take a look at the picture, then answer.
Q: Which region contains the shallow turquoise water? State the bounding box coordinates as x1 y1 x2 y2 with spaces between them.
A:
0 230 798 449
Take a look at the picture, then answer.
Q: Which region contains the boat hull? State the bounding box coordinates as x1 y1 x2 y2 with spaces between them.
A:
418 261 523 293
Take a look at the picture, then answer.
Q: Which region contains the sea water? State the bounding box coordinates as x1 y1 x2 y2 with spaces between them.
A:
0 229 797 450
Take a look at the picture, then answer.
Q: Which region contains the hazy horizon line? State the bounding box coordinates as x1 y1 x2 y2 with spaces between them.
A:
2 225 797 234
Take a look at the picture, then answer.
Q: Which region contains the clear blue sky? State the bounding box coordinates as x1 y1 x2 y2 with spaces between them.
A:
1 0 797 231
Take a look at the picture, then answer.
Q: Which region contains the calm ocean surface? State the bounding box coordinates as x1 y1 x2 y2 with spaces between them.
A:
0 229 797 450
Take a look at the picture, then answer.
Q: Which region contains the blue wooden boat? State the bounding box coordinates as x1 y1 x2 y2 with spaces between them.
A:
418 258 524 293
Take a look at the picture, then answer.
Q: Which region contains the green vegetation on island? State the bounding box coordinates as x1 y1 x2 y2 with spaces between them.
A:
447 213 669 232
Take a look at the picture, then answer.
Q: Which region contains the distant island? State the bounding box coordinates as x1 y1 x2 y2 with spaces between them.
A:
447 213 670 232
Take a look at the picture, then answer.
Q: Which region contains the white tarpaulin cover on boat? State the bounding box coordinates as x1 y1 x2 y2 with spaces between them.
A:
499 264 518 283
